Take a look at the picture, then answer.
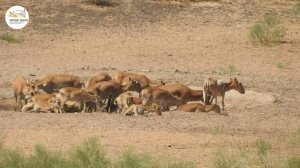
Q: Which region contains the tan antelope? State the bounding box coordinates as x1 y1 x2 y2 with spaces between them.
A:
11 76 39 111
34 74 84 94
116 91 142 113
86 78 142 112
141 87 183 112
178 103 221 113
56 87 101 113
157 84 206 104
116 91 136 113
112 72 165 90
21 94 62 113
86 72 111 87
124 103 162 116
58 100 98 113
203 78 245 111
130 97 143 105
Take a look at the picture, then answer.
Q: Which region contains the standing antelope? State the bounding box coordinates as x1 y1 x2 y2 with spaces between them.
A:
203 78 245 111
56 87 101 113
86 78 142 113
157 84 205 104
11 76 39 111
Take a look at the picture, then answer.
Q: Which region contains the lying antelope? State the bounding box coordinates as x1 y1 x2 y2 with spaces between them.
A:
178 103 221 113
203 78 245 111
34 74 84 94
56 87 101 113
123 103 162 116
21 94 62 113
11 76 39 111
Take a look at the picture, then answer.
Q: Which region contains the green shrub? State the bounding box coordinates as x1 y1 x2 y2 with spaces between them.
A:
70 138 111 168
115 149 197 168
26 144 71 168
255 139 272 156
115 149 160 168
0 34 24 43
249 12 286 45
289 128 300 146
212 150 241 168
0 137 197 168
294 0 300 15
287 156 300 168
277 61 291 69
0 149 26 168
166 162 197 168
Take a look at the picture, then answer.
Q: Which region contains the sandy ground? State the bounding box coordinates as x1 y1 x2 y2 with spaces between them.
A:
0 0 299 166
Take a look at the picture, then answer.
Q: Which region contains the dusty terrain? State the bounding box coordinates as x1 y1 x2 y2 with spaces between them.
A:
0 0 299 166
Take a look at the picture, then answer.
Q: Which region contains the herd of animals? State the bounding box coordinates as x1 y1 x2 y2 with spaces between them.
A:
11 72 245 116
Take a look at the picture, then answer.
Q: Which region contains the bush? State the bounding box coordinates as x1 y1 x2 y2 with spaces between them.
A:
287 156 300 168
26 145 71 168
115 149 159 168
255 139 272 156
0 34 24 44
212 150 241 168
289 128 300 146
249 12 286 45
0 149 26 168
0 137 197 168
70 138 111 168
294 0 300 15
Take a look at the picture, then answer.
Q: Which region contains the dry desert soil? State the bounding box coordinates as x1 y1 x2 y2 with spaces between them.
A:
0 0 299 167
